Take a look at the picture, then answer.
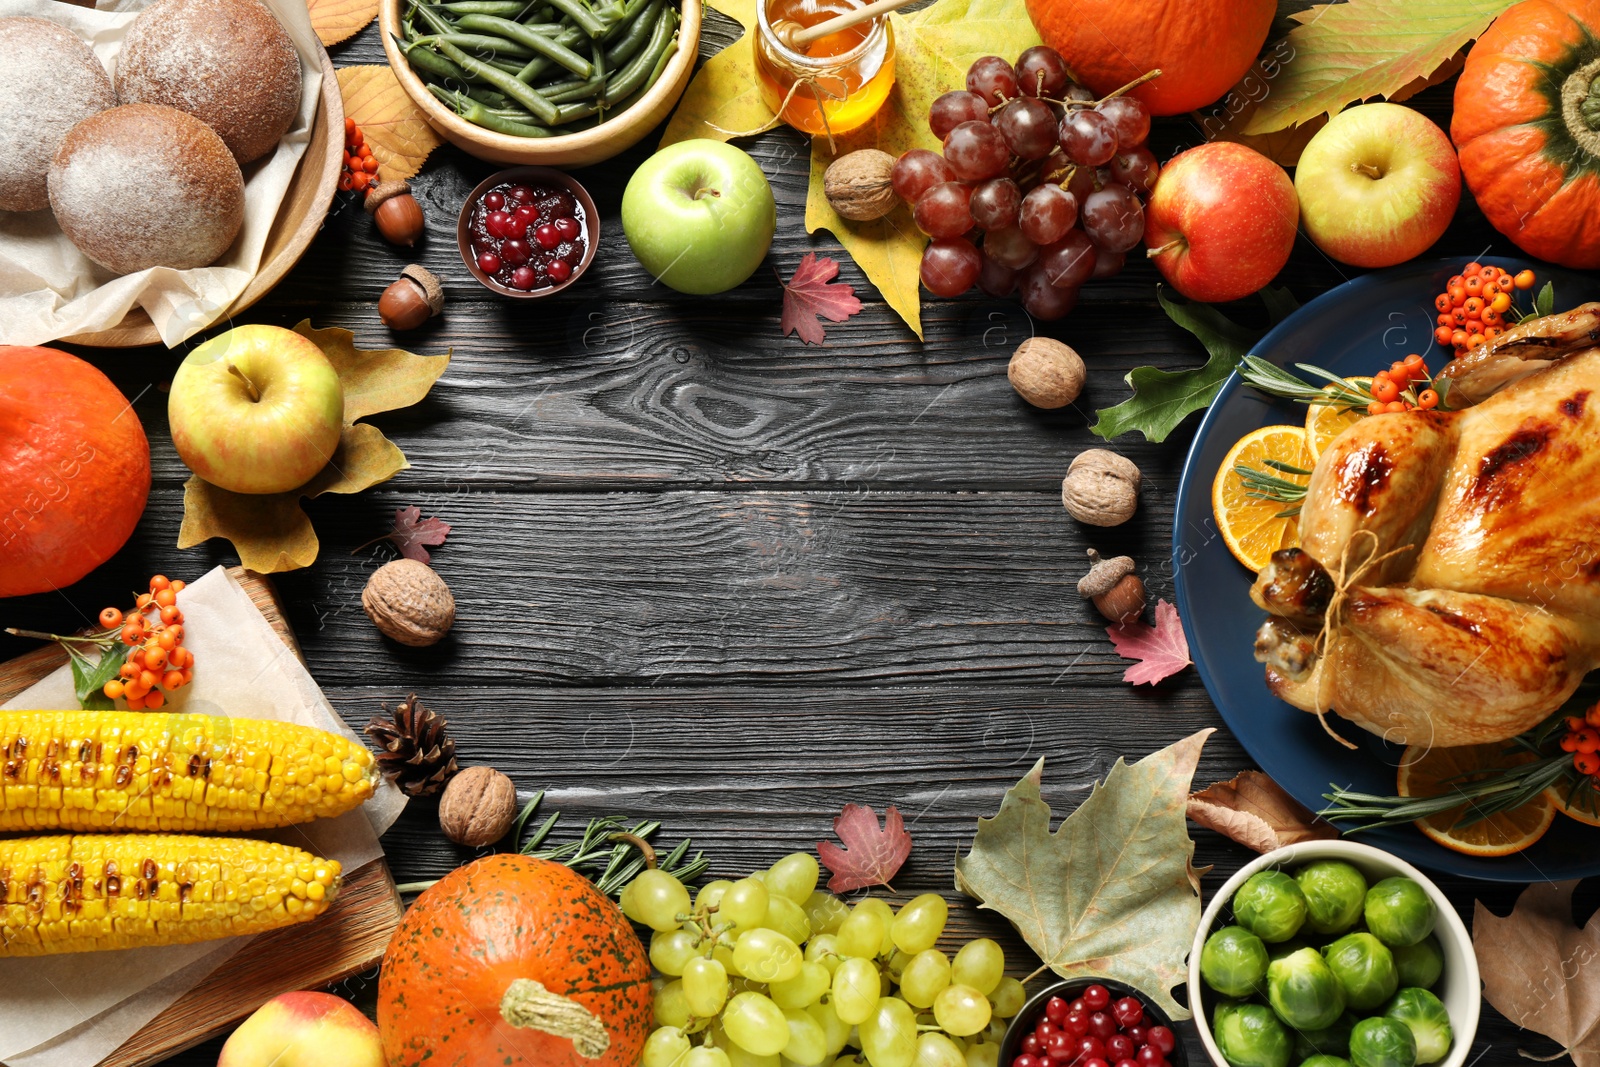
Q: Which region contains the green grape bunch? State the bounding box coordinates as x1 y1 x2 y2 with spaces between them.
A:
620 851 1026 1067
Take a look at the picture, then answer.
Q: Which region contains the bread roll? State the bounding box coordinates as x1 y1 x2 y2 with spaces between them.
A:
115 0 301 165
0 18 117 212
49 104 244 276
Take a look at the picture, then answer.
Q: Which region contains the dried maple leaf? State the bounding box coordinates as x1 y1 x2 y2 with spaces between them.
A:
1188 770 1338 854
358 506 451 563
177 323 450 573
817 804 913 893
307 0 379 46
956 730 1213 1020
1107 599 1191 685
1475 881 1600 1067
336 66 444 180
781 254 863 345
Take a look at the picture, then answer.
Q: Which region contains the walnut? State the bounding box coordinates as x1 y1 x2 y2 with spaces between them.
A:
823 149 898 221
1062 449 1141 526
438 766 518 847
1008 337 1085 409
362 558 455 646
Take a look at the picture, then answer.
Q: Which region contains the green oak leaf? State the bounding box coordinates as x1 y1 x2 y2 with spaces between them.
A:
954 729 1213 1020
1090 287 1298 443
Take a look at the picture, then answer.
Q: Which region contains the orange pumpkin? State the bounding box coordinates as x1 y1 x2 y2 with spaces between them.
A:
1452 0 1600 267
378 855 653 1067
0 346 150 599
1024 0 1276 116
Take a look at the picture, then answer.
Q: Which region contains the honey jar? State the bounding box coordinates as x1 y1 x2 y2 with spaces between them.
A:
753 0 896 137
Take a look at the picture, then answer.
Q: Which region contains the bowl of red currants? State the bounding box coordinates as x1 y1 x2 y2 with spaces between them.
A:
998 978 1186 1067
456 166 598 298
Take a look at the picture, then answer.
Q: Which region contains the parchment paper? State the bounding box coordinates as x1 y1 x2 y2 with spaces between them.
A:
0 0 323 348
0 566 406 1066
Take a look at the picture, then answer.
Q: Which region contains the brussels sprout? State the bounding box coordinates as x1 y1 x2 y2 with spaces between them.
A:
1385 987 1454 1064
1202 925 1270 997
1266 946 1346 1030
1323 932 1399 1011
1301 1058 1355 1067
1392 935 1445 990
1268 939 1310 964
1234 870 1309 943
1213 1002 1293 1067
1365 878 1437 948
1349 1016 1417 1067
1297 860 1369 935
1294 1012 1357 1060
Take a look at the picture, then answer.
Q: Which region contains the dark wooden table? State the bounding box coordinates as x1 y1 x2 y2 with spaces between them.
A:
2 4 1584 1064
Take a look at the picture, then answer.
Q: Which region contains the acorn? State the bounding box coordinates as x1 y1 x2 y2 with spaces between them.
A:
378 264 444 331
1077 548 1146 625
366 180 426 246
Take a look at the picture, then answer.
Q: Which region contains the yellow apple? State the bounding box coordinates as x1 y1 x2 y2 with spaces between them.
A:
218 991 384 1067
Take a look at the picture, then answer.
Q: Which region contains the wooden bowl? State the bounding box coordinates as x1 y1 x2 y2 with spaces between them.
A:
456 167 600 297
64 48 344 348
378 0 702 167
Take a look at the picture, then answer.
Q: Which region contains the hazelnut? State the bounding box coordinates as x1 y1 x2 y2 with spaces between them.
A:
379 264 443 331
363 557 455 646
1008 337 1085 409
1062 448 1141 526
1077 549 1146 624
823 149 898 221
438 766 518 847
366 180 426 245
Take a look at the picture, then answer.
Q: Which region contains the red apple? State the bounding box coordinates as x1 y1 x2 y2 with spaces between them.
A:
1295 103 1460 267
1144 142 1299 303
218 991 384 1067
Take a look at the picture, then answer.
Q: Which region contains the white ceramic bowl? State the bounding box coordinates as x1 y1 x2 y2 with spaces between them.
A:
1188 840 1480 1067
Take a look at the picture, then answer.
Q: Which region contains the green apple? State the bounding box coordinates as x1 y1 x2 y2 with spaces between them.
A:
621 139 776 295
168 324 344 494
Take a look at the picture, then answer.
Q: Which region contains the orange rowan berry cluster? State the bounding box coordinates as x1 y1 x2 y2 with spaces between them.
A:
1432 262 1536 357
340 118 379 193
1366 353 1440 416
1561 702 1600 777
99 575 194 711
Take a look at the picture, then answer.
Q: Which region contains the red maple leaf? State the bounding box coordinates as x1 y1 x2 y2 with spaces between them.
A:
361 506 450 563
780 253 863 345
1107 598 1192 685
817 803 913 893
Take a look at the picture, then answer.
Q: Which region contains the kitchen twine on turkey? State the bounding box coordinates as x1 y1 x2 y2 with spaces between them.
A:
1311 529 1418 751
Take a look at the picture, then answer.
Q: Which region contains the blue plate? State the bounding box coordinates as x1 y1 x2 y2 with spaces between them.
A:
1172 257 1600 883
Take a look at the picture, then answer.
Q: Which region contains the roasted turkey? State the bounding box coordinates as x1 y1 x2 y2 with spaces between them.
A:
1251 304 1600 747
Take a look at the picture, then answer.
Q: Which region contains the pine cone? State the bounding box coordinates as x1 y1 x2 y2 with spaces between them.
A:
365 693 458 797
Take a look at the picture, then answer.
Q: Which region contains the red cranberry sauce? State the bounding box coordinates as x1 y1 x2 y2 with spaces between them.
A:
467 180 587 291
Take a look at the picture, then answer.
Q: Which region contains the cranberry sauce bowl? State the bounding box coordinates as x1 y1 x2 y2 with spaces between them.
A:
999 977 1188 1067
456 166 598 298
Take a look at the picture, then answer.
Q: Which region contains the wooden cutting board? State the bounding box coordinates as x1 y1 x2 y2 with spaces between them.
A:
0 568 404 1067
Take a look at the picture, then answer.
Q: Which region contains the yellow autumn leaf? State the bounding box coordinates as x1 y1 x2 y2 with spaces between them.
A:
659 0 772 147
308 0 379 46
336 65 445 180
806 152 925 339
176 325 451 574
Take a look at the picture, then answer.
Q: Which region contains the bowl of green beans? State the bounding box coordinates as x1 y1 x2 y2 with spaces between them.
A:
380 0 700 166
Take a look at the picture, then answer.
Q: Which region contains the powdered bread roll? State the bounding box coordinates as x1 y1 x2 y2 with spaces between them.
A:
49 104 244 276
115 0 301 165
0 18 117 212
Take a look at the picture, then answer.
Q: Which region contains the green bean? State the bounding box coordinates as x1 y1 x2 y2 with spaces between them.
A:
512 25 585 82
464 84 513 105
539 0 609 37
456 14 592 76
428 31 539 57
439 0 534 14
603 5 674 104
407 0 458 35
398 35 472 80
429 37 562 122
602 0 659 66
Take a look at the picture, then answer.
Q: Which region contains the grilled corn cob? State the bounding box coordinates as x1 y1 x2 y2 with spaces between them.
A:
0 711 376 832
0 834 341 956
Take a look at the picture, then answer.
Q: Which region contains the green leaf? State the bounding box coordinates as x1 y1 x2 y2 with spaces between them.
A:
68 644 128 710
1242 0 1514 136
954 730 1213 1020
1535 280 1556 318
1090 287 1298 443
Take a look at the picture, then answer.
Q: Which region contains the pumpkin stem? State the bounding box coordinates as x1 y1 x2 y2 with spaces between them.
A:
611 831 658 869
500 978 612 1060
1562 57 1600 151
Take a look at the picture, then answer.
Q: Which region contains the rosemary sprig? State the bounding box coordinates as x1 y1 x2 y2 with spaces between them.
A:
1321 750 1574 833
1235 459 1311 517
513 791 710 897
1237 357 1371 411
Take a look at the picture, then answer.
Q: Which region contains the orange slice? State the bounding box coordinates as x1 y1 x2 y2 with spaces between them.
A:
1212 425 1314 572
1547 778 1600 827
1304 378 1371 462
1397 743 1556 857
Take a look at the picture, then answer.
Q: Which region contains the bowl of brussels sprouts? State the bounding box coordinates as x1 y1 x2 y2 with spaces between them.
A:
1188 840 1479 1067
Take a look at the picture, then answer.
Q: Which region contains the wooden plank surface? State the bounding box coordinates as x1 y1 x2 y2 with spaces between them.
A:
0 0 1568 1063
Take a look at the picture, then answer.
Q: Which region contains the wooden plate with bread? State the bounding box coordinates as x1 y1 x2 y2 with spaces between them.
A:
62 47 343 349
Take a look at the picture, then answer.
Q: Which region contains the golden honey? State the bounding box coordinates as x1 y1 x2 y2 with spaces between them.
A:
753 0 895 137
